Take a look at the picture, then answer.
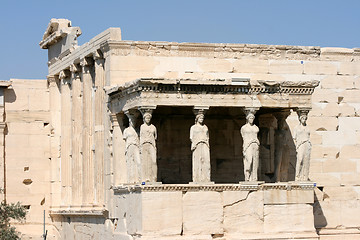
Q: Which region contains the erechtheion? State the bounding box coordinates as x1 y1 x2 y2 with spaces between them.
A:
1 18 360 239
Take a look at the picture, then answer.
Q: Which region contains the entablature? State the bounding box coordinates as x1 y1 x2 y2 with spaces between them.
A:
107 78 319 113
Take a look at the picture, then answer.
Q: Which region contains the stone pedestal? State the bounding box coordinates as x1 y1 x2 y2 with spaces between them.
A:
112 183 318 240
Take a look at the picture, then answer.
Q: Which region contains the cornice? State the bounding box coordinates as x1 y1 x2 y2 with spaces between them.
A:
103 40 322 60
107 78 320 100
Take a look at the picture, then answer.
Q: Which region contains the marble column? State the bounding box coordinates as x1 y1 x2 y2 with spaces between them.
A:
139 106 158 183
190 106 211 183
294 109 312 182
273 111 291 182
59 70 72 206
123 110 141 184
81 57 95 205
241 108 260 182
93 52 105 205
70 64 83 206
48 75 62 207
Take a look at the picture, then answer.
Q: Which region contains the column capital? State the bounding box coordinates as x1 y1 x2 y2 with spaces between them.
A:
138 106 156 116
70 63 81 73
47 75 58 87
242 107 259 116
110 113 119 127
193 106 209 115
59 70 71 85
296 108 311 118
80 57 93 73
92 49 104 60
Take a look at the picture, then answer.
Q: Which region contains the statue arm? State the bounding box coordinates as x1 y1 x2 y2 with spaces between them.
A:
293 127 298 145
190 126 194 142
123 129 127 140
154 126 157 140
240 126 245 137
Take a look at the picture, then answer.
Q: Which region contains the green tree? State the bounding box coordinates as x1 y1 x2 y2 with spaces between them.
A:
0 189 26 240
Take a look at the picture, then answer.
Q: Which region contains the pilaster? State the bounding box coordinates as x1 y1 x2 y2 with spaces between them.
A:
111 113 126 185
70 64 83 206
81 57 95 205
48 75 62 207
59 70 72 206
94 52 106 206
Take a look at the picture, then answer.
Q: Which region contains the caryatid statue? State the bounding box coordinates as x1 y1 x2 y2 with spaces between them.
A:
240 109 260 181
190 109 211 183
294 109 312 182
123 111 141 183
273 112 290 182
139 109 158 183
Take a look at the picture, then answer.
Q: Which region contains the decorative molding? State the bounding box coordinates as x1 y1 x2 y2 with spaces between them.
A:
49 207 108 217
112 182 315 193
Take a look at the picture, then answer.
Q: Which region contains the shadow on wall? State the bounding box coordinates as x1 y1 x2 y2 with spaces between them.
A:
313 188 328 230
4 88 16 103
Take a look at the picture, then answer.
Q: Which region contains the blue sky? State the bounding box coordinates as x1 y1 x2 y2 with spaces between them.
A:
0 0 359 80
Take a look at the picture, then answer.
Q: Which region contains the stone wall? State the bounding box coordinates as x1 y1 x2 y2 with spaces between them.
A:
3 79 53 239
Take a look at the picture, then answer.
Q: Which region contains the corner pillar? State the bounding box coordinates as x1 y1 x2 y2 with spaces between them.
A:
93 51 106 205
123 109 141 184
48 75 62 207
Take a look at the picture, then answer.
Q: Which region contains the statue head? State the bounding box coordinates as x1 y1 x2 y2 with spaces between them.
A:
299 114 307 125
195 113 205 124
246 113 255 125
143 112 152 125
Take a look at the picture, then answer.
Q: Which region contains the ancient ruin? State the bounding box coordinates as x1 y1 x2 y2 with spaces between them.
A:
1 18 360 239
